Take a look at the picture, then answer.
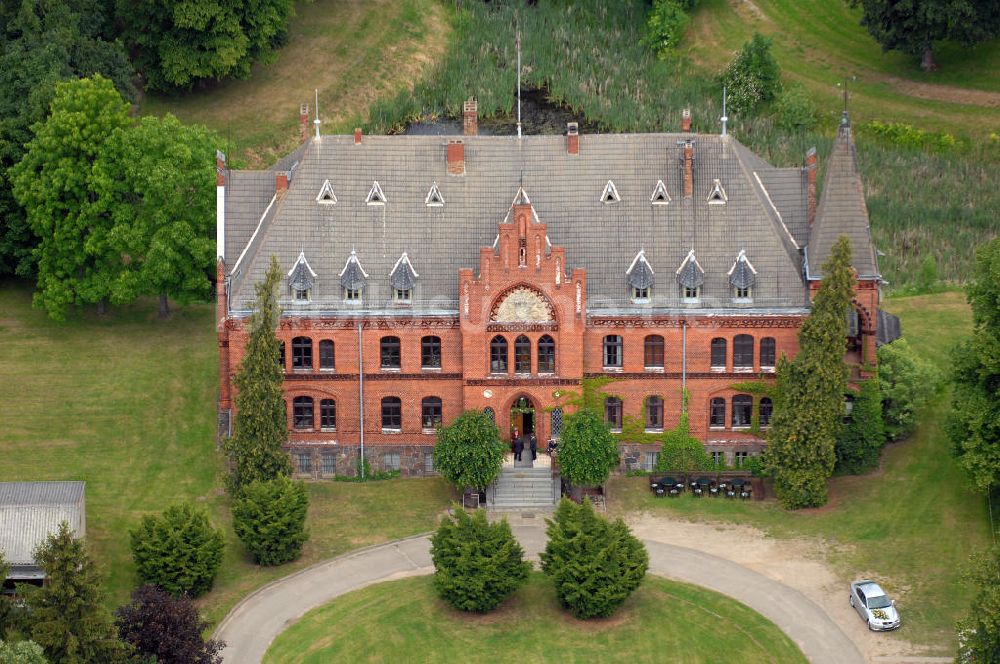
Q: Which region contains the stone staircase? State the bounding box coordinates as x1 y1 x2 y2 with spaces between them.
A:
491 466 556 511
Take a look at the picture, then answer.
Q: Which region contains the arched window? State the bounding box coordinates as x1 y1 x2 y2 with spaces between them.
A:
605 397 623 431
644 335 665 369
732 394 753 428
760 337 776 370
421 336 441 369
551 407 564 439
710 397 726 428
604 335 623 368
292 336 312 370
380 336 401 369
711 338 727 370
319 340 335 370
537 335 556 374
514 335 531 373
759 397 773 428
645 396 663 431
484 407 496 424
733 334 754 370
489 336 508 373
320 399 336 430
278 341 285 368
292 396 314 429
381 397 402 430
421 397 443 429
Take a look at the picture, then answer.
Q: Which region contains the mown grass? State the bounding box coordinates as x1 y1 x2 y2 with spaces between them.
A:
0 281 453 625
139 0 452 167
264 573 808 664
608 291 988 652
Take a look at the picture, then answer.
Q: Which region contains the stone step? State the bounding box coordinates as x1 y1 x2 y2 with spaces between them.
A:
496 481 553 489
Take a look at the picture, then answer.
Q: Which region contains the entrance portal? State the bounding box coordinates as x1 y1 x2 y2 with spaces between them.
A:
510 396 535 441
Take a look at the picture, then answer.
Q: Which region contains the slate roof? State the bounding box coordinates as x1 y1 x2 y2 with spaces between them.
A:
808 114 880 280
226 132 820 314
877 309 902 346
0 482 85 571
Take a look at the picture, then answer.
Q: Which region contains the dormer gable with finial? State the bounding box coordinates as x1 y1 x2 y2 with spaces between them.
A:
339 250 368 303
287 251 317 302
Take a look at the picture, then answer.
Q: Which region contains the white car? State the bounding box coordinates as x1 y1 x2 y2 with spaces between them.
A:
850 580 901 631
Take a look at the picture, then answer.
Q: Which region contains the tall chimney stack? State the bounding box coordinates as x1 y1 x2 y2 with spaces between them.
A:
805 147 818 227
299 104 310 142
354 127 362 145
682 140 694 198
447 139 465 176
463 98 478 136
276 171 289 195
681 108 692 132
566 122 579 155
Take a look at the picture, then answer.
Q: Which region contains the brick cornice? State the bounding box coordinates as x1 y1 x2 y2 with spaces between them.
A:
465 377 580 387
588 316 804 329
583 372 778 380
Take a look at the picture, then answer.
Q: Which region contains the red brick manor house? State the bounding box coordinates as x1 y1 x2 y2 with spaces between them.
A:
215 104 899 477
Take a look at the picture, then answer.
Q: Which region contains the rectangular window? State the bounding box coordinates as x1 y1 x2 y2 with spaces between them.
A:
421 337 442 369
684 286 700 300
631 286 649 302
383 453 401 472
711 451 725 466
296 451 312 474
603 335 623 368
735 451 749 468
381 398 402 430
644 336 664 369
424 452 435 473
319 340 335 370
645 397 663 431
321 451 336 475
294 288 310 302
735 286 751 300
380 337 401 369
320 400 336 430
605 398 623 431
394 288 411 303
344 288 361 302
642 451 659 472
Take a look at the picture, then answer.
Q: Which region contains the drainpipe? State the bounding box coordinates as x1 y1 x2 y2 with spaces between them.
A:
681 320 687 409
357 322 365 479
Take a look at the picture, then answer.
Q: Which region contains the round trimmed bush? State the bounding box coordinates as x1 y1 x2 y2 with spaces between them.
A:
129 503 224 597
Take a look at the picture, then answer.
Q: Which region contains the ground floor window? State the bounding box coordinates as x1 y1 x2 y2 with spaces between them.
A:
711 451 725 466
296 451 312 474
321 451 336 475
550 407 563 439
383 453 401 472
424 452 435 473
642 451 659 471
735 451 749 467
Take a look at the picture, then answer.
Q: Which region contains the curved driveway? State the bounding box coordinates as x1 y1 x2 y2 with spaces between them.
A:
215 527 863 664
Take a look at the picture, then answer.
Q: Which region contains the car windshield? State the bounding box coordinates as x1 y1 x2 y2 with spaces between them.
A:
867 594 891 609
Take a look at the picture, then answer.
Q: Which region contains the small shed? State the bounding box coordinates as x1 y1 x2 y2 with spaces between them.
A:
0 482 86 584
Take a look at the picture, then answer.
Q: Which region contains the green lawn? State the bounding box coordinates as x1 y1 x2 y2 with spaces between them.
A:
608 291 989 652
686 0 1000 138
139 0 452 167
264 574 807 664
0 281 453 625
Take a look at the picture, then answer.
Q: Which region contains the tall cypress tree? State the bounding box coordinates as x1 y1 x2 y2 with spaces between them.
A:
765 236 854 508
29 522 130 664
225 256 291 493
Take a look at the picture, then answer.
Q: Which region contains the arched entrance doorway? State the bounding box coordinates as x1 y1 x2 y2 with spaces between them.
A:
509 396 535 442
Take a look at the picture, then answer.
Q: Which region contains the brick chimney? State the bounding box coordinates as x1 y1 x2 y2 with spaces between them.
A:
567 122 579 155
682 140 694 198
681 108 692 132
447 139 465 176
463 98 478 136
805 147 817 227
299 104 310 142
276 171 289 195
354 127 362 145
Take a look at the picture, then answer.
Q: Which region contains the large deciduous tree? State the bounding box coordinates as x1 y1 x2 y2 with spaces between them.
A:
29 522 131 664
226 256 292 493
957 545 1000 663
764 236 854 508
948 237 1000 491
850 0 1000 71
119 0 295 90
232 476 309 566
433 410 507 491
91 114 217 317
129 503 225 598
115 585 224 664
558 407 619 488
430 508 530 613
9 75 129 321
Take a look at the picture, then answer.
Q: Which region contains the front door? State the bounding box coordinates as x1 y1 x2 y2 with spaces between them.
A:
510 396 535 441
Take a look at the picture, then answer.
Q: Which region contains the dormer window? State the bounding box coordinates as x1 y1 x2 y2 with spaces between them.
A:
339 250 368 304
728 249 756 303
601 180 621 204
316 179 337 204
735 286 751 299
676 249 705 303
294 288 311 302
287 251 316 303
684 286 700 300
366 181 386 205
707 179 727 205
425 183 444 206
650 180 671 205
389 252 418 305
344 288 361 302
626 249 654 304
394 288 411 303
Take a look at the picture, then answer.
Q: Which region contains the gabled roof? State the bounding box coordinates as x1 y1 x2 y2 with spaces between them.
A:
0 482 85 569
389 252 419 290
339 250 369 290
808 114 880 280
676 249 705 289
287 251 317 291
626 249 655 289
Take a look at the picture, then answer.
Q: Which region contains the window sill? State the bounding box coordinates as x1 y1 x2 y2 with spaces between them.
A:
603 366 623 373
682 298 700 305
421 428 439 434
320 368 335 373
710 366 726 373
644 428 663 434
293 427 313 432
292 368 312 373
380 367 401 372
514 372 532 377
538 371 555 376
489 372 508 377
761 366 775 373
610 428 623 434
732 426 752 431
732 298 753 305
644 366 665 373
421 366 442 372
733 367 754 373
709 426 726 431
321 427 336 433
382 428 402 434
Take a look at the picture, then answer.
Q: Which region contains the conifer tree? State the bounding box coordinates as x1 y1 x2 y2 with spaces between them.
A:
28 522 130 664
558 408 619 487
540 499 648 619
226 256 291 493
232 477 309 566
430 508 530 613
764 236 854 508
129 503 225 598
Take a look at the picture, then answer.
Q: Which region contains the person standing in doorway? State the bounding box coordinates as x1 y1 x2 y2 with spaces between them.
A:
511 427 520 455
514 434 524 462
529 432 537 461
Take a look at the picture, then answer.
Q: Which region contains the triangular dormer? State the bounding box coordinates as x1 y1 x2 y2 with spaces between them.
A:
389 252 419 290
366 181 386 205
650 180 671 205
676 249 705 290
727 249 757 290
707 179 727 205
316 179 337 204
601 180 621 204
287 251 317 297
425 182 444 207
339 250 369 301
626 250 655 289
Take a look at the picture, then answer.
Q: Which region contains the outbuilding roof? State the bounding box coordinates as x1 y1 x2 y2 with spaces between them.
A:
0 482 85 571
